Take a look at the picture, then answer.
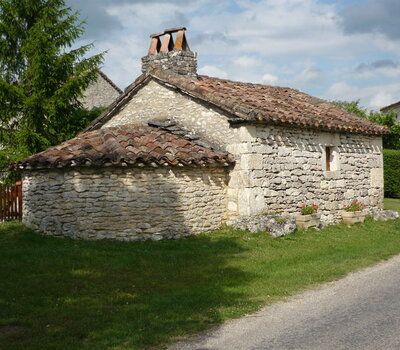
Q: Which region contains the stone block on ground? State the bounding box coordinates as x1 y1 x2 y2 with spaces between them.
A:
365 208 399 221
227 213 296 237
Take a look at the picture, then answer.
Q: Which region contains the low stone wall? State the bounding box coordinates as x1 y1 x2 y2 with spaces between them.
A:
22 166 228 241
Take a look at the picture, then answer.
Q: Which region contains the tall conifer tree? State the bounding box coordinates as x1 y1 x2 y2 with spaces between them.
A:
0 0 103 166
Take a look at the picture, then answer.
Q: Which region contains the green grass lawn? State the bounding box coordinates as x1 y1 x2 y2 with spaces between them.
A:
384 197 400 212
1 199 400 350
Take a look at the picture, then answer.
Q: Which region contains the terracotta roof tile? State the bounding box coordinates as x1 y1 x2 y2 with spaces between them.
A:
86 70 388 135
13 124 233 170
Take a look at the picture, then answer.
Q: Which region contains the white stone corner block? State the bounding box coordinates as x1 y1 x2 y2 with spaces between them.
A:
237 188 265 216
370 167 384 188
226 142 253 155
228 170 251 188
240 154 264 170
238 125 257 142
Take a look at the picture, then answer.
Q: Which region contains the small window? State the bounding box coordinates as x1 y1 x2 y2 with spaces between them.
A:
325 146 339 172
325 146 331 171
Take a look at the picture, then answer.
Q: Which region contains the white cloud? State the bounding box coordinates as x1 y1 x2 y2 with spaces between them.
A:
189 0 375 59
370 92 397 110
326 81 400 110
261 73 278 85
198 65 228 78
232 56 263 68
292 67 323 85
67 0 400 110
354 59 400 79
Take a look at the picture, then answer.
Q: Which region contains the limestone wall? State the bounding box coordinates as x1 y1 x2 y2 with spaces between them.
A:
227 125 384 223
81 74 121 110
103 80 239 152
141 51 197 78
102 80 384 223
22 166 228 241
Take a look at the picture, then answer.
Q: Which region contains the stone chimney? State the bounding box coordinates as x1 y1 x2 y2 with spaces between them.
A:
141 27 197 78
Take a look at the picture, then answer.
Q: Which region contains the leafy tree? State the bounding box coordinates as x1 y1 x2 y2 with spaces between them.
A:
0 0 104 168
63 106 106 140
383 149 400 198
333 100 400 150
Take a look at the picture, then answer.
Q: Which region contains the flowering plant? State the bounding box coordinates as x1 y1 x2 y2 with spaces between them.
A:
343 200 366 212
300 204 318 215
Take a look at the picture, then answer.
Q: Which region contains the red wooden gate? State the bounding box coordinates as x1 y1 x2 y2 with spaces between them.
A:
0 181 22 221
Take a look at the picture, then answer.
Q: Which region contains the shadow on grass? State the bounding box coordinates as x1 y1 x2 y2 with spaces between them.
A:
0 223 255 350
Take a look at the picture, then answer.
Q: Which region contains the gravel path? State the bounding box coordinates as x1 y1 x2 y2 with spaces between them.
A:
170 255 400 350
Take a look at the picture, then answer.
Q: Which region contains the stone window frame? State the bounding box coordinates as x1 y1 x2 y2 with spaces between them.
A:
319 132 341 178
323 145 340 178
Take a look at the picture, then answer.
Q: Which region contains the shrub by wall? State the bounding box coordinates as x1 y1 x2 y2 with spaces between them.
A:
383 149 400 198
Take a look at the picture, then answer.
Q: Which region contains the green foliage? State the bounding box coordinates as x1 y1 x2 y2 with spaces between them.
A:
0 201 399 349
300 203 318 215
275 217 287 223
383 149 400 198
59 106 106 141
333 100 369 118
333 100 400 149
343 200 366 212
0 0 104 167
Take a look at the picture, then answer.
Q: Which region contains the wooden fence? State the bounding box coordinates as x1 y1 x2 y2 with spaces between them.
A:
0 181 22 221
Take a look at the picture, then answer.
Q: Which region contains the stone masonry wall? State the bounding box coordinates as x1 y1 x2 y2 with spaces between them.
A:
103 79 239 152
102 80 384 224
81 74 121 110
226 124 384 223
22 166 228 241
142 50 197 78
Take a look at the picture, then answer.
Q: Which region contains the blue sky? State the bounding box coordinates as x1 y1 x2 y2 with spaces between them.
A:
67 0 400 110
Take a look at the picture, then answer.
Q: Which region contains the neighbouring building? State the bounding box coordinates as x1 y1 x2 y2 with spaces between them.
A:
81 70 122 109
381 101 400 122
14 27 389 241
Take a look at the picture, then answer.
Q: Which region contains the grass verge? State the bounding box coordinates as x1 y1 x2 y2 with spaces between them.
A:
384 197 400 212
1 199 399 350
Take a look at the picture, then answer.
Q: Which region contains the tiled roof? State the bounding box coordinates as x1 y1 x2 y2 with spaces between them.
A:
13 124 233 170
86 69 389 135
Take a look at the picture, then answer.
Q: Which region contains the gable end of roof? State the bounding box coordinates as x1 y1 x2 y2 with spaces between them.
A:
84 69 389 136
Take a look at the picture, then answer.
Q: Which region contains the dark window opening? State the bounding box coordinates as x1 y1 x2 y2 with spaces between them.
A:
325 146 331 172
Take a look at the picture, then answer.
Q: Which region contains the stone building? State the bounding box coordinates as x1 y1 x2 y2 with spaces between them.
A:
381 101 400 122
81 70 122 109
14 27 389 240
